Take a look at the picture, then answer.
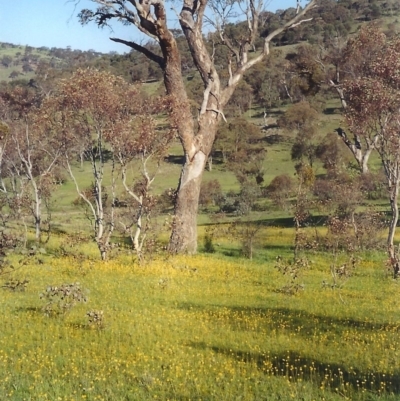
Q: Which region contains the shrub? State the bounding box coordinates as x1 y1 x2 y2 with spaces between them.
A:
203 233 215 253
199 179 223 209
275 255 308 295
265 174 294 209
40 282 87 316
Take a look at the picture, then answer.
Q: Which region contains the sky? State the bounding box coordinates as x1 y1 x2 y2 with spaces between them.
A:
0 0 299 54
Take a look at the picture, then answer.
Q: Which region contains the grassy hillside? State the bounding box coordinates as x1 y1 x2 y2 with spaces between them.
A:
0 44 51 82
0 43 101 84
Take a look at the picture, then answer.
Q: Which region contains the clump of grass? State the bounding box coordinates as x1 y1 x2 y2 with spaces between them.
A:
1 278 29 292
86 309 104 329
203 233 216 253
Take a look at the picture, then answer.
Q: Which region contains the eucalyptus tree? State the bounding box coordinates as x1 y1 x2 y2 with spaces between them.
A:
0 86 60 242
40 69 145 260
107 97 175 260
77 0 319 253
315 24 386 173
343 29 400 276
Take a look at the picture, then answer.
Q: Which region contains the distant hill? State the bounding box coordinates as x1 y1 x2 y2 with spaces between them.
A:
0 42 106 84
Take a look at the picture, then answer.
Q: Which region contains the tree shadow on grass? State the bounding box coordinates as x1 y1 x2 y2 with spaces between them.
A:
261 243 293 251
164 154 185 165
14 306 43 314
256 215 328 228
324 107 341 115
219 247 242 258
187 342 400 396
177 303 400 347
180 303 400 395
66 322 94 331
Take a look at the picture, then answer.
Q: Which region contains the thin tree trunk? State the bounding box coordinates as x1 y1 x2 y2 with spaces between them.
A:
350 210 359 247
388 182 400 277
120 165 146 256
132 198 143 252
336 131 377 174
33 184 41 241
207 155 213 172
361 152 370 174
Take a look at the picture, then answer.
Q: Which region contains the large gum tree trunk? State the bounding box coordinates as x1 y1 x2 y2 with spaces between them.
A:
168 112 219 253
169 150 207 253
159 28 221 253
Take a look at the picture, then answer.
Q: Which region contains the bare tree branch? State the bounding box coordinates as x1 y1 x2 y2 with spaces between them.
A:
110 37 164 66
225 0 318 93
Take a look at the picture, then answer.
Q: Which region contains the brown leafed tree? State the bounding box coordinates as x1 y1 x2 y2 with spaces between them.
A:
40 69 148 260
343 31 400 276
107 98 175 259
0 86 61 242
317 24 387 173
286 27 356 171
315 132 349 178
78 0 319 253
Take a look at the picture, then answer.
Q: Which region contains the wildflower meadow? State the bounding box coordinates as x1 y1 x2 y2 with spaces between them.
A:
1 228 399 401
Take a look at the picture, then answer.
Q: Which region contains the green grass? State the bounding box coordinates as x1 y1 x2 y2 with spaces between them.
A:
142 80 164 96
0 230 399 401
0 68 35 82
